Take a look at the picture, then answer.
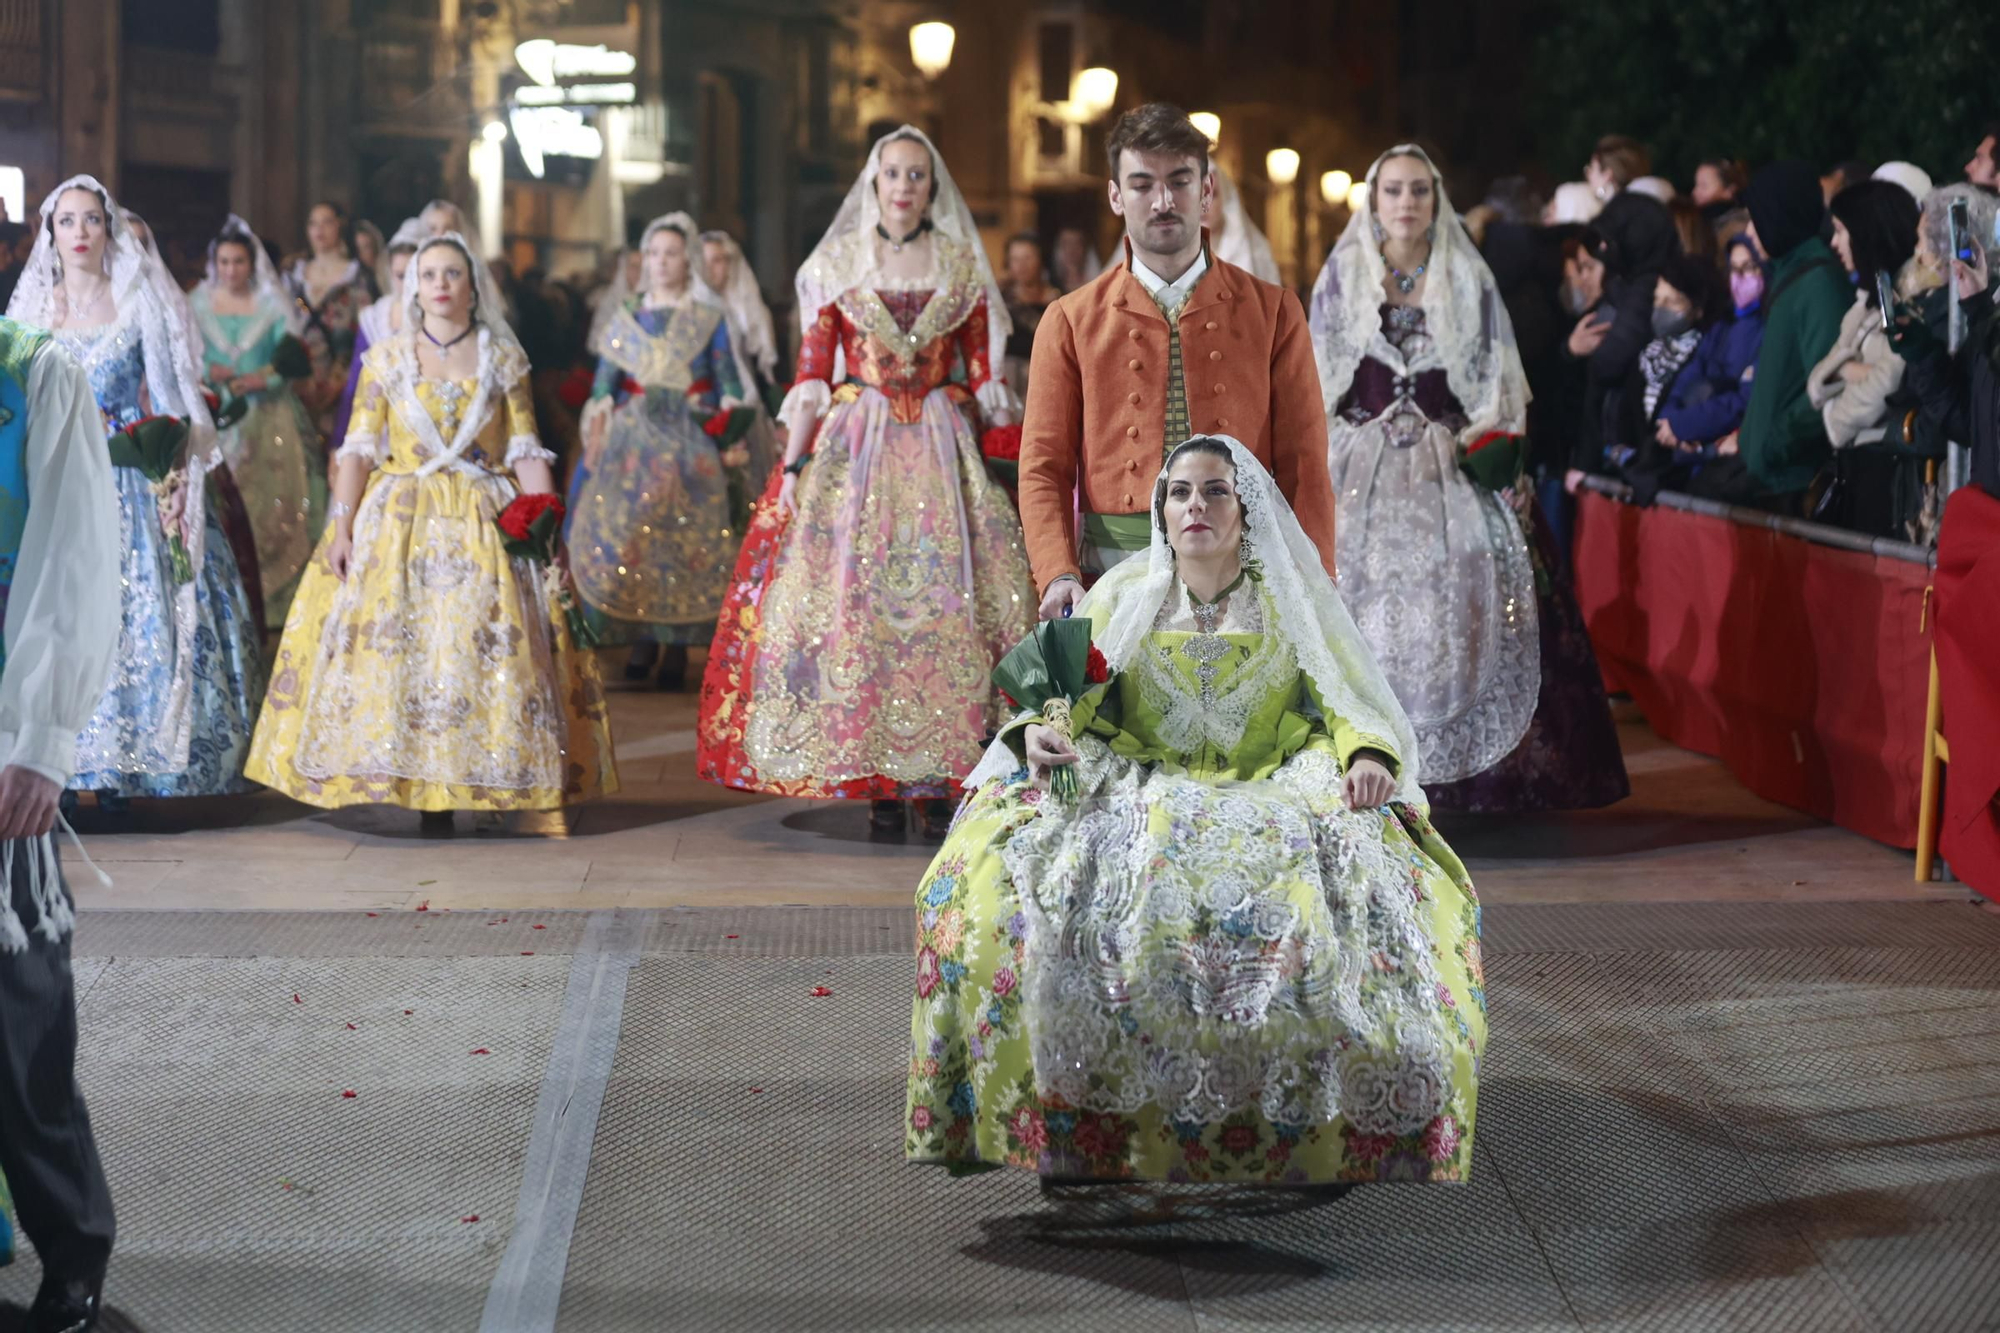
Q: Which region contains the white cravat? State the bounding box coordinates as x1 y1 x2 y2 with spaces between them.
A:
1127 244 1208 313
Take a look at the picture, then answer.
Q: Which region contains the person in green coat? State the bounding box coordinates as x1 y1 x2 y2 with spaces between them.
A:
1690 160 1852 513
905 435 1486 1186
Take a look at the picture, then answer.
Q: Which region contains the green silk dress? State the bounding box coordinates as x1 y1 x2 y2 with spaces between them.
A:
904 576 1487 1184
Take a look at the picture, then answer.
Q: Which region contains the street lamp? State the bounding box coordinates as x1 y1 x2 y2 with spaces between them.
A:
909 22 955 81
1265 147 1300 186
1320 169 1352 207
1072 66 1119 121
482 120 509 145
1189 111 1220 145
1346 180 1370 213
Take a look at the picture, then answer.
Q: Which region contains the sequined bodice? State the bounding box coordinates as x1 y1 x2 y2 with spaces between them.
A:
54 323 148 431
1335 303 1466 447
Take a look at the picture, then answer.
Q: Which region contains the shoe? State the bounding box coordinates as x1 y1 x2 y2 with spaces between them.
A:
28 1271 103 1332
418 810 454 838
917 798 955 840
868 799 907 838
623 642 660 682
657 644 689 692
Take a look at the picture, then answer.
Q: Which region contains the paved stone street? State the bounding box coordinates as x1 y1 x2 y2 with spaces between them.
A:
4 671 1991 1331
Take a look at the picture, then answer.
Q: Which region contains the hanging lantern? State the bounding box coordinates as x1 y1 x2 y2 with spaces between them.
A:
909 22 956 80
1265 147 1300 186
1320 170 1353 206
1189 111 1221 145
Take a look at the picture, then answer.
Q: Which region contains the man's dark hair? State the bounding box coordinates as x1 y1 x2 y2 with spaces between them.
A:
1591 135 1651 188
1105 103 1211 182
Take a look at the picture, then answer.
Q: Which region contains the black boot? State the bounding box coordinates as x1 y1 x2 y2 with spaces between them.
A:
28 1270 103 1333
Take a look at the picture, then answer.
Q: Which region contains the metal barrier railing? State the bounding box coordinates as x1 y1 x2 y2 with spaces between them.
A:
1576 473 1937 568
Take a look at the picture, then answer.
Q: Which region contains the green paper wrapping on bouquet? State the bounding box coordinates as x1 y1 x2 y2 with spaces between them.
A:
107 414 195 583
493 493 602 649
1458 431 1526 492
695 405 758 448
206 390 249 430
271 334 313 381
990 617 1107 801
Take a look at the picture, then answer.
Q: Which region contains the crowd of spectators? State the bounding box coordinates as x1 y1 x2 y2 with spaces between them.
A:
1480 126 2000 547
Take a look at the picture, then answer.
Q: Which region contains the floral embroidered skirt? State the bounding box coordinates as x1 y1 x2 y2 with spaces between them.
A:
247 467 618 811
697 389 1033 798
905 747 1487 1184
220 389 328 630
71 467 266 798
565 394 739 648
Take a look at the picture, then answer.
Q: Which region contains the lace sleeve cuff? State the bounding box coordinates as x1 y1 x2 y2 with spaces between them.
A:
579 395 615 444
333 434 380 465
976 377 1019 423
505 434 557 466
777 380 831 427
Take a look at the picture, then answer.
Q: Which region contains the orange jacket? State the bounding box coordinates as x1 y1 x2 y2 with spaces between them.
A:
1018 251 1336 591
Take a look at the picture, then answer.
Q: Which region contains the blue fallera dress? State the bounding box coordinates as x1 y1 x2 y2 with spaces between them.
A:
57 322 265 797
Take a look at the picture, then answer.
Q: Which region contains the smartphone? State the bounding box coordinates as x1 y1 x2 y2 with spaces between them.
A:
1949 197 1977 265
1875 269 1898 330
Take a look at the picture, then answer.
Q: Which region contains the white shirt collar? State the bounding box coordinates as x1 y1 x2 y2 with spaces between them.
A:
1126 241 1208 310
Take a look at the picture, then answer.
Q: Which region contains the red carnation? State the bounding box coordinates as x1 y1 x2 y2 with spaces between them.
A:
981 423 1022 462
684 377 715 398
497 493 563 542
1084 644 1109 684
702 411 731 438
556 366 593 411
621 376 645 399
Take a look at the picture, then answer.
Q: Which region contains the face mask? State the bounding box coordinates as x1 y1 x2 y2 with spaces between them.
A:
1651 306 1695 339
1729 269 1764 311
1560 285 1592 316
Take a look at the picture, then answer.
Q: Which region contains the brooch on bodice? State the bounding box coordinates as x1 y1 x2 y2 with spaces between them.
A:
1181 598 1233 708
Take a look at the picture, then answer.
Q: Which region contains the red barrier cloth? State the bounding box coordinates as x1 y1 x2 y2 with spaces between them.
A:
1935 486 2000 900
1572 491 1930 848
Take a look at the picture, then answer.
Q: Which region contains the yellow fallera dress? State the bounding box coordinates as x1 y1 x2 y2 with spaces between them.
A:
247 332 618 811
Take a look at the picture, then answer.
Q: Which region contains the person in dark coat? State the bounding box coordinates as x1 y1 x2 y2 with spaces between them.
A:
1688 160 1852 512
1563 190 1681 486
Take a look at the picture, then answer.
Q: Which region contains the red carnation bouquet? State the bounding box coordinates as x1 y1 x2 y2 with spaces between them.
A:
990 617 1110 801
681 377 756 458
493 493 600 649
981 423 1023 491
1459 430 1526 493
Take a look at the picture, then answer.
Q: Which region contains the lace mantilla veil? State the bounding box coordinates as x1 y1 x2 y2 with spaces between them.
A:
193 213 301 339
619 212 759 404
1209 163 1282 284
8 174 222 517
698 228 780 383
1308 146 1529 444
965 435 1427 809
338 231 541 479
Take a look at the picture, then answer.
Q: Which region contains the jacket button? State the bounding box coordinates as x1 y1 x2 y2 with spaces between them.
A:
1129 328 1142 341
1209 350 1221 361
1129 359 1142 370
1205 321 1218 330
1213 384 1225 395
1128 392 1141 404
1217 416 1229 428
1123 493 1133 507
1126 459 1137 472
1126 425 1138 438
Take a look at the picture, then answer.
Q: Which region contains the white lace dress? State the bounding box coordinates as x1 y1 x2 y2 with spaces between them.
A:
903 574 1487 1183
